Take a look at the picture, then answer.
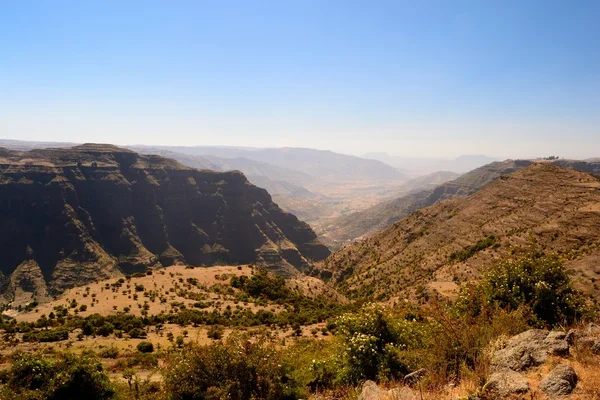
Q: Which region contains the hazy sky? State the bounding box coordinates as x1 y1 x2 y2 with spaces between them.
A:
1 1 599 159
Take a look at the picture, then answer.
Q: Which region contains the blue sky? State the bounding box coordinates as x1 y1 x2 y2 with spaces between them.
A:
1 1 599 158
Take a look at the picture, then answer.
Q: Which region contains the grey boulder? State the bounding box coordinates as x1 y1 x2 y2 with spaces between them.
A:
540 364 577 398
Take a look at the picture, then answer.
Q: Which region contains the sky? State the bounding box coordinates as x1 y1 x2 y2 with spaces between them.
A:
1 1 599 159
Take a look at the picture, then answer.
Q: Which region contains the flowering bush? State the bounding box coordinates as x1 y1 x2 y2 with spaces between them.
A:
472 255 589 326
332 303 427 383
164 334 301 400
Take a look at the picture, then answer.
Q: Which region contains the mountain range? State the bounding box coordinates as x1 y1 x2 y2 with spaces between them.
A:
0 144 329 304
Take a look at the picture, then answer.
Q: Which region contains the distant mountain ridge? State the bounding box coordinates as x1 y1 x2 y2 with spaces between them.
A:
362 152 500 176
0 144 330 304
136 145 407 183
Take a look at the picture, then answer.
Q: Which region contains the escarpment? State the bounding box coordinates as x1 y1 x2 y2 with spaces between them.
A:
0 144 329 302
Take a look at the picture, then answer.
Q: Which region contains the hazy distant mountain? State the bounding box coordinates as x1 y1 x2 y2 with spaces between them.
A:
145 146 407 183
362 152 500 176
382 171 461 199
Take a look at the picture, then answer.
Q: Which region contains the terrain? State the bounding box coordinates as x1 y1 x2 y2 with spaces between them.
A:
1 140 420 227
314 163 600 301
316 158 600 249
0 144 329 304
314 160 533 248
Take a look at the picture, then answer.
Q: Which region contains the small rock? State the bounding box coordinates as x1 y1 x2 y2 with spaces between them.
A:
565 329 582 345
358 381 417 400
540 364 577 398
484 369 529 396
403 368 427 386
388 387 418 400
587 323 600 336
358 380 382 400
491 329 570 372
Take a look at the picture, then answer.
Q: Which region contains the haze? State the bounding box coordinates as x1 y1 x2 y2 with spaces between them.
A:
1 1 599 159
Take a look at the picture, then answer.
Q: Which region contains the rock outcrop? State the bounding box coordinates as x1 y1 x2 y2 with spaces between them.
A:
0 144 330 303
540 364 578 399
484 368 530 397
491 330 570 372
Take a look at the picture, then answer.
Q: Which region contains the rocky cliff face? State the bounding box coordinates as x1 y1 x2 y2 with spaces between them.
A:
0 144 329 303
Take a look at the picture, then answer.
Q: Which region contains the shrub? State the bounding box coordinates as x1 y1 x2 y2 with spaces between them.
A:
22 328 69 343
164 335 301 400
475 254 589 326
332 303 427 383
207 325 224 340
99 347 120 359
136 341 154 353
0 352 114 400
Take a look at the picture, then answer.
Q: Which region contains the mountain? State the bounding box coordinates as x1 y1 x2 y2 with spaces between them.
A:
0 144 330 304
313 163 600 301
362 153 500 176
381 170 461 199
142 146 407 184
314 160 533 248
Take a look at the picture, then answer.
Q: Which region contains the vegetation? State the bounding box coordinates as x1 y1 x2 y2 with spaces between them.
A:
0 352 114 400
450 235 499 262
0 255 596 399
164 335 302 400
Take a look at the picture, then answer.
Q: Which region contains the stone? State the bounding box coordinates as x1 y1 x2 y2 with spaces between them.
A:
540 364 577 398
484 369 529 396
388 387 418 400
565 329 583 345
358 381 417 400
491 329 570 372
358 380 382 400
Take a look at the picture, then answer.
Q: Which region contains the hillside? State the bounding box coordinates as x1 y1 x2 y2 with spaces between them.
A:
0 144 330 304
314 160 533 248
313 163 600 300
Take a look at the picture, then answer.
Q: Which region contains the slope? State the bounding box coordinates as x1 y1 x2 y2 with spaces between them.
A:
313 163 600 301
314 160 533 248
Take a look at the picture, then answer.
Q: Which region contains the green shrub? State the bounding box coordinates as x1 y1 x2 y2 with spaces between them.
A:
99 347 120 359
136 341 154 353
332 303 427 383
207 325 224 340
164 335 301 400
22 328 69 343
0 352 114 400
450 235 498 262
475 254 589 326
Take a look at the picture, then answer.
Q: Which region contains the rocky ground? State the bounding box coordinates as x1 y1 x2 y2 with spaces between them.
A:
353 325 600 400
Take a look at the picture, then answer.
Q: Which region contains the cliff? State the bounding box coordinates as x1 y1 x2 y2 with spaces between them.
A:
0 144 330 303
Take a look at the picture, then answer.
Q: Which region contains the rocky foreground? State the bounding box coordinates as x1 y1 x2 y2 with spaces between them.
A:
356 325 600 400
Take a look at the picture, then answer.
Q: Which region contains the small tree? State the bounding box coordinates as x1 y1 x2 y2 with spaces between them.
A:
136 341 154 353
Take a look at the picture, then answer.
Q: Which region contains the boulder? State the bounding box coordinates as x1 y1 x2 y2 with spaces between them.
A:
484 369 529 396
357 381 417 400
358 380 382 400
540 364 577 398
491 329 569 372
